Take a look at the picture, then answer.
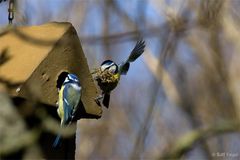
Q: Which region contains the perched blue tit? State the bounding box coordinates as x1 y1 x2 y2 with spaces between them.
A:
53 73 82 147
93 39 145 108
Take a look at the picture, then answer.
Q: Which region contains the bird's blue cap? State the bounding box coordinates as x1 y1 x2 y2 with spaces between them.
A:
66 74 80 83
101 60 118 74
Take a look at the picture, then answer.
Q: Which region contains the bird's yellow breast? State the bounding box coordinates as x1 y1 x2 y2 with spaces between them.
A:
113 73 120 81
57 87 64 124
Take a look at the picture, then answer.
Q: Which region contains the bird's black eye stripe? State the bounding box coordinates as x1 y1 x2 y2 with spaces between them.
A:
107 65 115 71
104 66 110 71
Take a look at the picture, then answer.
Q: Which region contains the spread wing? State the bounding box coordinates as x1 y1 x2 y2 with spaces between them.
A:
62 83 81 125
119 39 145 75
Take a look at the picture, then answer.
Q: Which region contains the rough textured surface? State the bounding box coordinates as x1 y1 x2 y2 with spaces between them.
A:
0 22 102 117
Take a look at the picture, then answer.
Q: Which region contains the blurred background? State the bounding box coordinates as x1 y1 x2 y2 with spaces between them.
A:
1 0 240 159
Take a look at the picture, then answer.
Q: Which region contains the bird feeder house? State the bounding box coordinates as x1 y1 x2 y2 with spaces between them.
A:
0 22 102 118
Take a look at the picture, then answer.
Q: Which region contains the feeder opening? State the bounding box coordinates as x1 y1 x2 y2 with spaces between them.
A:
56 71 69 89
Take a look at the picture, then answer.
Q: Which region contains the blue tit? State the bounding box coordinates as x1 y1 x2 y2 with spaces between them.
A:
93 39 145 108
53 73 82 147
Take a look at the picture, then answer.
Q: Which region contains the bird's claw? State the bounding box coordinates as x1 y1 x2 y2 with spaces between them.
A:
95 99 101 106
94 95 103 106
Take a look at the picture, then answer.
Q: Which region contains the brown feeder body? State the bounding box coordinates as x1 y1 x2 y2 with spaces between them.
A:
0 22 102 117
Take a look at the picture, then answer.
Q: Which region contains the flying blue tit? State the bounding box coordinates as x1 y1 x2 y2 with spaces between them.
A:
92 39 145 108
53 73 82 147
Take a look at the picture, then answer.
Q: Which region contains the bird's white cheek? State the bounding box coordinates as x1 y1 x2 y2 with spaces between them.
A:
100 66 107 72
64 79 70 83
109 66 117 73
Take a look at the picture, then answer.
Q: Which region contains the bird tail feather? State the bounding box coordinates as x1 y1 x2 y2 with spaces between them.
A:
53 134 61 148
103 93 110 108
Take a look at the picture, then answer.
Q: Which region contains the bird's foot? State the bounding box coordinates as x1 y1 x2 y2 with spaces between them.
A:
94 95 103 106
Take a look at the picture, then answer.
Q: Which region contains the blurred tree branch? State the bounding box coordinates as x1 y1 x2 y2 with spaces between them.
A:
143 49 180 105
81 26 161 44
160 120 240 159
0 93 39 157
1 0 240 159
